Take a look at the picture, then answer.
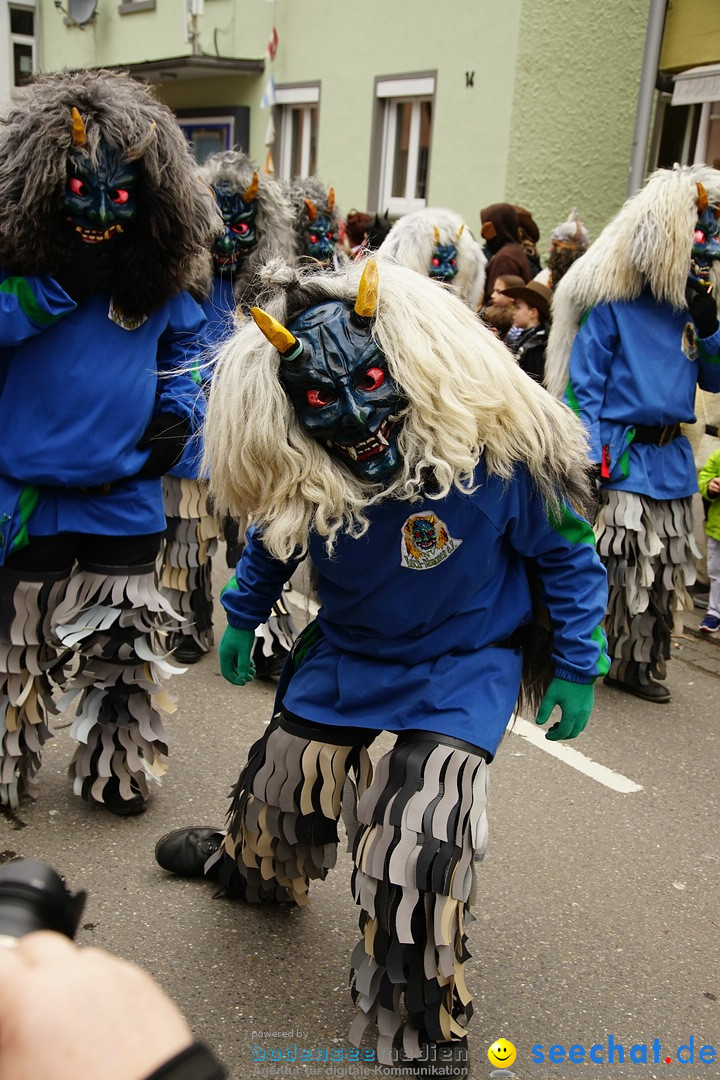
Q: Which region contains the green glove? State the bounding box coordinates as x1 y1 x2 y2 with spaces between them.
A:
535 677 594 741
218 625 256 686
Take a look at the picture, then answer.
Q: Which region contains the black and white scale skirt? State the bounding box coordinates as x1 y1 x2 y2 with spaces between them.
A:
595 489 697 682
161 475 220 654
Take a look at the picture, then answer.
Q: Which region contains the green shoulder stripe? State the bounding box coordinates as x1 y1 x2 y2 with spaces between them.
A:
549 503 596 546
0 277 64 327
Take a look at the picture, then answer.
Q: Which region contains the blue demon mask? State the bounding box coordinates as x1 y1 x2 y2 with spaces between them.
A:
211 175 259 276
251 263 403 481
429 243 458 282
63 142 138 245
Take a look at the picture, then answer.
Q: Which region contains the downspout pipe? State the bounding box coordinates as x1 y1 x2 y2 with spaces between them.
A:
628 0 668 195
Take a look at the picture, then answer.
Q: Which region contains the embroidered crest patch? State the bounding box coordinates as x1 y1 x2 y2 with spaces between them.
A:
400 512 462 570
682 321 698 361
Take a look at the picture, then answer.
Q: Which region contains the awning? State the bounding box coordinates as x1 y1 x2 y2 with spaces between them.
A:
671 63 720 106
104 55 264 83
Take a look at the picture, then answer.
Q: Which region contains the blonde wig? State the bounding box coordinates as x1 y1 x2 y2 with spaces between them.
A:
545 165 720 398
204 259 593 561
378 207 487 310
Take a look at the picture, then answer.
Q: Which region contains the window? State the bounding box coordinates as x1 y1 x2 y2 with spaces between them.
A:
374 75 435 217
652 65 720 171
176 108 250 165
275 84 319 180
9 5 35 88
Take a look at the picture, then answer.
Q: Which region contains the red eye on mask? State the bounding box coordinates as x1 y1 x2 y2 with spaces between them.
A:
431 257 440 266
694 228 707 243
111 189 130 205
307 387 336 408
357 367 386 392
308 233 318 243
69 177 87 197
232 223 250 235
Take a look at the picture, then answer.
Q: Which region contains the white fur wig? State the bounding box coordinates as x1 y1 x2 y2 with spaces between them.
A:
204 259 592 560
378 207 487 310
545 165 720 398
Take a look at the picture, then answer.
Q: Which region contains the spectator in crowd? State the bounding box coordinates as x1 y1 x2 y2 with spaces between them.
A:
697 442 720 632
535 208 590 290
515 204 542 275
503 280 553 382
479 202 532 296
480 273 525 342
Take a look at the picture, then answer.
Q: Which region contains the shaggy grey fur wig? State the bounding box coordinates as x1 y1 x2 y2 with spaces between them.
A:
545 165 720 398
286 176 345 265
200 150 297 308
0 69 221 318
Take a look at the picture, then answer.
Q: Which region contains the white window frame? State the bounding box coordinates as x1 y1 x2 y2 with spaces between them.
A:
275 84 320 181
9 2 35 90
376 75 434 217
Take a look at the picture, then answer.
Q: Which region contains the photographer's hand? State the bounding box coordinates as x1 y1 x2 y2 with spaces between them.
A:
0 932 195 1080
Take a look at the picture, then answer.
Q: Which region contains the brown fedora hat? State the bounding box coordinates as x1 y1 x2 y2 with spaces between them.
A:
500 280 552 321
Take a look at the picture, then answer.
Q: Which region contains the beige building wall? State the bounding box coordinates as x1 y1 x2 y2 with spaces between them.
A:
506 0 650 251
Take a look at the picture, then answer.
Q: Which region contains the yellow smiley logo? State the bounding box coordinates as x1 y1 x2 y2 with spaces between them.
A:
488 1038 517 1068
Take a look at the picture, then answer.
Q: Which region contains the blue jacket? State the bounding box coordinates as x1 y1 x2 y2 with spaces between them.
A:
222 462 609 757
169 275 239 481
566 292 720 499
0 270 206 553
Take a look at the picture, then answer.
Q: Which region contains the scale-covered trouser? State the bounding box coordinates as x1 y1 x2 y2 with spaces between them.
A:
161 476 220 655
206 710 490 1063
595 489 697 684
0 532 178 810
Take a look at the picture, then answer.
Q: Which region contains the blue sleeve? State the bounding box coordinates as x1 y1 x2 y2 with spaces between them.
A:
221 526 304 629
565 304 618 462
0 272 76 344
155 292 208 476
498 468 610 684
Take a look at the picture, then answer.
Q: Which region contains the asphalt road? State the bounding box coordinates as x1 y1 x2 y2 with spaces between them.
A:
1 567 718 1080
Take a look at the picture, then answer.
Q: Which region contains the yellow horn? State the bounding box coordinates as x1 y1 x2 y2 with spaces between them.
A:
455 222 465 241
243 170 259 203
433 225 440 244
327 187 335 212
304 198 318 222
354 258 379 319
250 306 303 361
71 107 87 147
697 182 709 214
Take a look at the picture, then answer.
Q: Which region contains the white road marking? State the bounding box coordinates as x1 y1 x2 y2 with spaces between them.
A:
512 716 644 793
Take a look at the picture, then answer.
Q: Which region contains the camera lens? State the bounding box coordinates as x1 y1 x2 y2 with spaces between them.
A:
0 859 86 939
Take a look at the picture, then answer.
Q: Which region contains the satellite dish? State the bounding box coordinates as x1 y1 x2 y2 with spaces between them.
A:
67 0 98 25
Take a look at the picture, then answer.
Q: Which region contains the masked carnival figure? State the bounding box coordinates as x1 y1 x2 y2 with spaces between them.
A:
378 207 486 311
288 177 345 270
0 71 220 814
155 257 609 1078
545 166 720 704
160 150 298 672
535 208 590 291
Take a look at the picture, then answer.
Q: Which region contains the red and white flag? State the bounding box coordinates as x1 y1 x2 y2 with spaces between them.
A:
266 27 278 61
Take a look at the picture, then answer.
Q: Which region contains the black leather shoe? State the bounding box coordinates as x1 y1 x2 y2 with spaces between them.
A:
604 675 671 703
82 776 147 816
155 826 224 877
172 635 208 665
413 1038 469 1079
